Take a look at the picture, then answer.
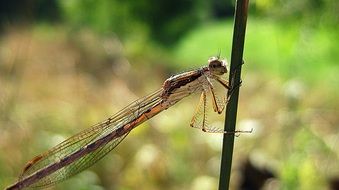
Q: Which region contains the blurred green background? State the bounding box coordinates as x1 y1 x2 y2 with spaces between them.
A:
0 0 338 189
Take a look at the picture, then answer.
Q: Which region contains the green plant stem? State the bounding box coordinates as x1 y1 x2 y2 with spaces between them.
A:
218 0 249 190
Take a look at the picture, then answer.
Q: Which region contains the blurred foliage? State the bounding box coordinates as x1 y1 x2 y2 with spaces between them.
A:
0 0 61 25
58 0 204 45
1 0 338 45
252 0 338 26
0 0 339 190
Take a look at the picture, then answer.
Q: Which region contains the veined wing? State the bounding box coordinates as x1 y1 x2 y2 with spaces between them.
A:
190 77 229 133
19 88 164 188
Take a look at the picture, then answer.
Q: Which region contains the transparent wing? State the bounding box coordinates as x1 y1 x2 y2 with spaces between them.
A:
190 90 209 131
19 89 164 188
190 77 230 133
30 131 130 188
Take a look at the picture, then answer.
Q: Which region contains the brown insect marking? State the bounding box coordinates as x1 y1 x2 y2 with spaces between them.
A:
161 70 202 98
22 155 44 173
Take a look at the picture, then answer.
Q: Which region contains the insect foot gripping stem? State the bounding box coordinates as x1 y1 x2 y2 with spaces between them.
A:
232 128 253 137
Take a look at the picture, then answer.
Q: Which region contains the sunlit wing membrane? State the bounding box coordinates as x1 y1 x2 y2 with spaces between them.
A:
19 89 163 187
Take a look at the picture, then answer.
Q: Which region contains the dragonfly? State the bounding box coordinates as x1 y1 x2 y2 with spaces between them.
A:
7 56 249 190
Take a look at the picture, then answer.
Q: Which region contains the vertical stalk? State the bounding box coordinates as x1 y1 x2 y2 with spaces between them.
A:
218 0 249 189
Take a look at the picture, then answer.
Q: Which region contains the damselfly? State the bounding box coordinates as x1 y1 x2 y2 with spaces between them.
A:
7 56 249 190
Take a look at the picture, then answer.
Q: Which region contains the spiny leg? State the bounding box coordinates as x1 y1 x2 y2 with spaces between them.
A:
214 59 244 92
190 90 253 135
191 88 231 133
214 76 230 90
208 84 225 114
193 60 250 134
201 126 253 135
222 63 244 103
204 60 250 135
190 91 204 128
229 60 245 92
201 90 208 132
190 90 208 132
212 76 230 111
213 70 240 102
201 120 250 134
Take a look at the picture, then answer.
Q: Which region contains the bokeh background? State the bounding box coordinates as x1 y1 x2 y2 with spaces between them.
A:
0 0 338 189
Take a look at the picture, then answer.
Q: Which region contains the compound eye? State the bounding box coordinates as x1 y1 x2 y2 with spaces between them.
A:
210 60 221 68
